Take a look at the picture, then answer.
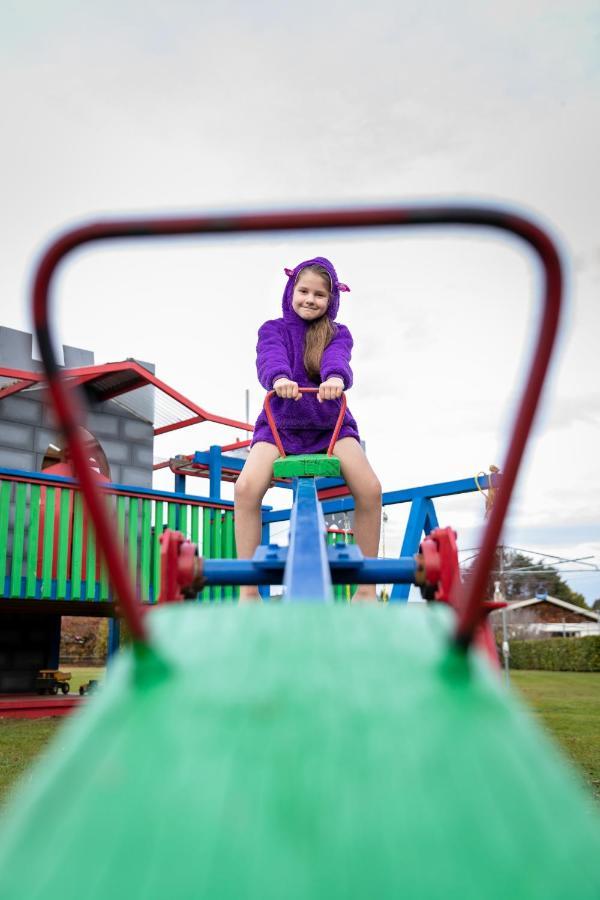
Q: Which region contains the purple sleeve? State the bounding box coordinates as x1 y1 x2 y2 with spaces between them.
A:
320 324 354 389
256 320 292 389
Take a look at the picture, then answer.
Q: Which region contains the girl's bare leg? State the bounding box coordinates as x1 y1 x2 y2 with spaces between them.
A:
234 442 281 602
333 438 382 601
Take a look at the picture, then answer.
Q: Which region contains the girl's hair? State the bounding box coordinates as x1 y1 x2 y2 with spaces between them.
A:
299 264 337 382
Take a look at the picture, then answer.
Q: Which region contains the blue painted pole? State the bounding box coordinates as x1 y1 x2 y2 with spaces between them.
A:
208 445 222 501
259 520 270 599
201 554 415 585
107 618 121 663
390 497 439 602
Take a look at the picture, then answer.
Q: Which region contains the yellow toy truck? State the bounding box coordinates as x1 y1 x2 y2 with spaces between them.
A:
35 670 71 696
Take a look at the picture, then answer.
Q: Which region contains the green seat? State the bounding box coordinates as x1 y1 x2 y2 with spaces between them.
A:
273 453 341 479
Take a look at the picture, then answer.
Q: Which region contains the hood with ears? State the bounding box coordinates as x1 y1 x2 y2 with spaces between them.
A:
281 257 350 325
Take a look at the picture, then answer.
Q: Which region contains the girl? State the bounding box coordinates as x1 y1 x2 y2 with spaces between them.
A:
234 256 382 602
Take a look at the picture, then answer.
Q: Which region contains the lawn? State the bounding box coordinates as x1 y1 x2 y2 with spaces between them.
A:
0 668 598 809
0 666 104 807
510 670 600 802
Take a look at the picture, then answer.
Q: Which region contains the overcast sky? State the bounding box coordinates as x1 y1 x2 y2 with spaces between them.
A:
1 1 599 601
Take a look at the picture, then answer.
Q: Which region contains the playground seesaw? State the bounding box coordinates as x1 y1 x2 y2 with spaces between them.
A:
0 205 599 900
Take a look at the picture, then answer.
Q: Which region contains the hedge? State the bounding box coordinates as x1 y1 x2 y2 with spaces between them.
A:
506 635 600 672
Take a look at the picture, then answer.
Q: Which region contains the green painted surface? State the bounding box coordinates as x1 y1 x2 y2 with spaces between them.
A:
327 531 355 602
99 558 109 601
274 453 341 479
85 522 96 600
40 488 55 598
0 481 12 589
201 507 211 602
0 604 599 899
128 497 139 584
140 499 151 601
0 477 236 605
56 489 71 598
9 483 26 597
25 484 40 596
71 492 84 599
212 510 223 602
152 501 163 603
223 511 234 601
167 502 177 531
190 505 199 545
179 503 188 537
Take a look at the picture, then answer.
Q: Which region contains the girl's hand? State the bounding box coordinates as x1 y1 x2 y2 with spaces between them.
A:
318 377 344 402
273 377 301 401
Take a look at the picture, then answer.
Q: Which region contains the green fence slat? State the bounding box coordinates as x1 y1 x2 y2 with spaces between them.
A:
71 492 84 599
116 496 126 546
41 488 56 598
9 483 26 597
55 489 71 599
201 508 212 601
100 558 109 601
167 503 177 531
179 505 188 538
152 501 164 603
212 510 224 601
232 513 238 601
140 499 151 602
190 506 199 545
223 511 234 601
128 497 139 586
25 484 41 597
85 520 97 600
0 481 12 593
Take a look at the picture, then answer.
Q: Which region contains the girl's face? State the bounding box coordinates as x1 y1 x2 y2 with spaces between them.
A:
291 270 330 321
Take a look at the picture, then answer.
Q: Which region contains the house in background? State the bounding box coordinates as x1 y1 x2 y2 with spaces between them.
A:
489 591 599 640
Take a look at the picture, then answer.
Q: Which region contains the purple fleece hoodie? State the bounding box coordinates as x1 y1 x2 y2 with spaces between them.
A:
251 256 360 455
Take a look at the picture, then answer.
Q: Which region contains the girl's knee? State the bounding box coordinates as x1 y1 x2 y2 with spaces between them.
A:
234 476 263 508
356 474 382 507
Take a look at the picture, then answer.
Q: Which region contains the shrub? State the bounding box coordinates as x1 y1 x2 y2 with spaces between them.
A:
507 635 600 672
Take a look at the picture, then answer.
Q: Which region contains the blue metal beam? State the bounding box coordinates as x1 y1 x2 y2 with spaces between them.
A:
262 473 500 523
283 478 333 602
390 497 439 602
201 548 416 586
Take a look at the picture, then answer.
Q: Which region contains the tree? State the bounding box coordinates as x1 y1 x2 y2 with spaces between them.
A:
467 548 589 608
497 549 588 608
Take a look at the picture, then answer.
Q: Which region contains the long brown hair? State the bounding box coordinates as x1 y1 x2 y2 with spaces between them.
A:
300 264 337 382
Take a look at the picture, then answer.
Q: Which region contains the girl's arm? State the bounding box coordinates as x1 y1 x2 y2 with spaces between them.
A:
320 324 354 389
256 321 293 389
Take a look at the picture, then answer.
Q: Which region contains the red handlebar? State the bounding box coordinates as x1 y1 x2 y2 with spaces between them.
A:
31 204 562 652
263 387 347 458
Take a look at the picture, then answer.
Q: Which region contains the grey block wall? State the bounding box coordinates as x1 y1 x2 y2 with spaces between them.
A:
0 327 155 489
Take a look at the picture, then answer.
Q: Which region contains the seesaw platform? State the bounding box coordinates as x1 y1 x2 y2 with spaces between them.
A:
0 603 599 899
273 453 341 479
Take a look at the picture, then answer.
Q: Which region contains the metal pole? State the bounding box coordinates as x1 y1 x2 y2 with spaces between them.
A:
502 607 510 685
245 388 250 439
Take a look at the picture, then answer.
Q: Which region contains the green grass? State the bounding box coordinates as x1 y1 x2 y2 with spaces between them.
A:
0 719 63 806
0 666 104 808
511 670 600 802
61 665 105 694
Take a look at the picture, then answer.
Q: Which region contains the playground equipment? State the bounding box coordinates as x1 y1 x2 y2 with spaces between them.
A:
0 204 599 899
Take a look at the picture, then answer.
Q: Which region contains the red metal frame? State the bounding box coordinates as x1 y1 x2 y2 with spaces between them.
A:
0 362 253 437
31 204 562 650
